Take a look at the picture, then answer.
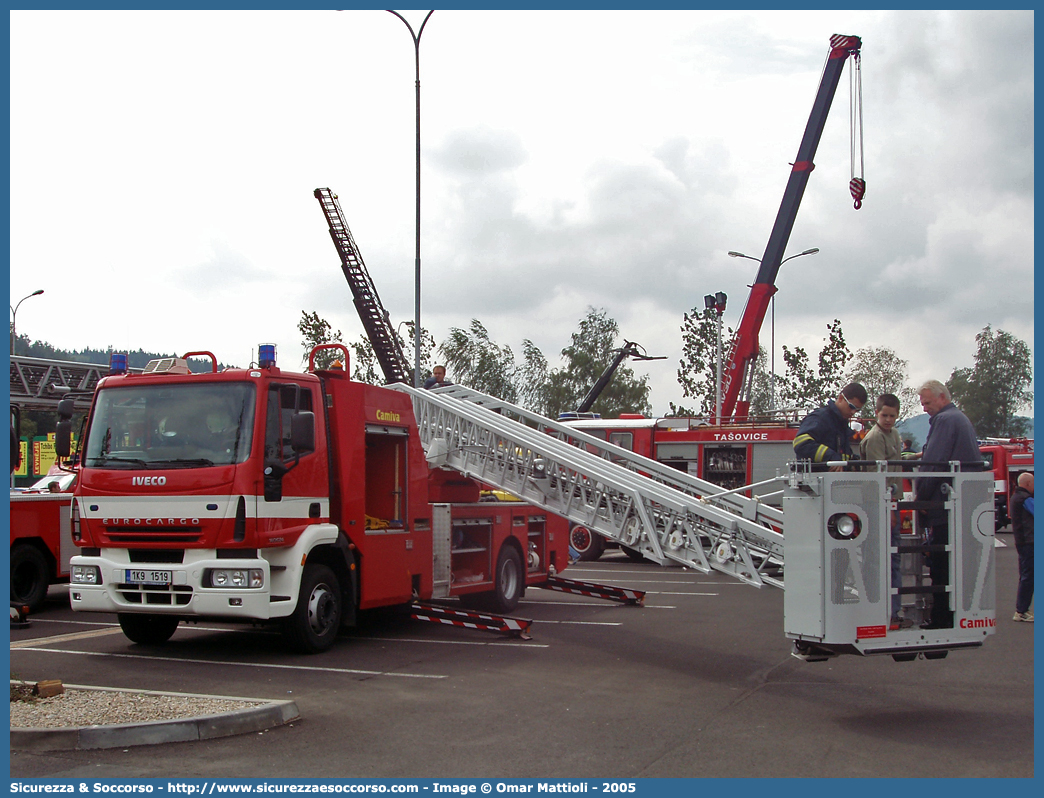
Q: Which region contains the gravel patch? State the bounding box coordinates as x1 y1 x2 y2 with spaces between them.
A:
10 685 266 729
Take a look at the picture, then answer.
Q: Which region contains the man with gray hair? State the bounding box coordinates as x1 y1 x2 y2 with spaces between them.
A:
915 379 983 628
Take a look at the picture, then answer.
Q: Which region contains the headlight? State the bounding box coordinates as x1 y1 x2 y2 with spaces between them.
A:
71 565 102 585
827 513 862 540
207 568 264 589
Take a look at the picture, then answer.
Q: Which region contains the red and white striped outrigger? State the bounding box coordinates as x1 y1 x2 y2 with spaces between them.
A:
410 602 534 639
409 575 645 640
542 575 645 606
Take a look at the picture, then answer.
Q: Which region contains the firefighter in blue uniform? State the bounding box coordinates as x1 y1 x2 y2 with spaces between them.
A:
793 383 867 471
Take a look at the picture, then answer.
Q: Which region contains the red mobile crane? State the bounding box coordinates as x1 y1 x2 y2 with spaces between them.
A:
562 35 865 559
721 34 863 421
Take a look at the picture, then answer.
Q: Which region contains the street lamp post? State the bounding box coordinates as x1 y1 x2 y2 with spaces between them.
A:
728 248 819 411
10 289 44 356
388 10 434 387
704 292 727 424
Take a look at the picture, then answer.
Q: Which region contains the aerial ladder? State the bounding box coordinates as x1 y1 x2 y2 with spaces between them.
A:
314 187 413 385
721 34 864 420
392 383 997 660
394 382 786 589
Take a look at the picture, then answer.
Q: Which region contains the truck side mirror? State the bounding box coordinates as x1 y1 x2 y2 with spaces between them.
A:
57 398 75 421
290 411 315 454
56 419 72 458
10 427 20 473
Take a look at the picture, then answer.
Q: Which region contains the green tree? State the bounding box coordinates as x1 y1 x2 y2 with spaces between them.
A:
439 320 522 402
347 336 382 385
947 325 1033 437
544 307 652 419
778 319 851 410
400 322 438 385
674 307 732 416
674 306 772 417
845 346 918 421
298 311 344 370
515 339 550 414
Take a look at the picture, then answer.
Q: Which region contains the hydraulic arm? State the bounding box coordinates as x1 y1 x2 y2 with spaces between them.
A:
721 34 862 420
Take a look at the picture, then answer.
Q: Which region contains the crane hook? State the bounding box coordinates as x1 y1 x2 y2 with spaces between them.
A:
849 177 866 210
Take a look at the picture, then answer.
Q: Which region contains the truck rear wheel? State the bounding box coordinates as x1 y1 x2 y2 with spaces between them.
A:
621 546 648 563
569 524 605 562
118 614 180 646
10 544 51 613
284 564 342 654
490 545 523 614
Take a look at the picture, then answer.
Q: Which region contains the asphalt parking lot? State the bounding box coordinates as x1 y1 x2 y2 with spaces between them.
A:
9 537 1035 780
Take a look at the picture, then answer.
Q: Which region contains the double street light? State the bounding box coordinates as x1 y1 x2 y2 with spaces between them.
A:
10 289 44 356
727 247 820 410
388 10 434 387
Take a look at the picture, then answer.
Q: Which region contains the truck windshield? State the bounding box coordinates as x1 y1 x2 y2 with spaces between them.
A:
84 383 256 469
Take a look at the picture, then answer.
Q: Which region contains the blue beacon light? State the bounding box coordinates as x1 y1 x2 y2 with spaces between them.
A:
258 344 277 369
109 353 128 375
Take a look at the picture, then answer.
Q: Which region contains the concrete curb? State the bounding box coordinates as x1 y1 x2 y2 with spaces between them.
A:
11 684 300 751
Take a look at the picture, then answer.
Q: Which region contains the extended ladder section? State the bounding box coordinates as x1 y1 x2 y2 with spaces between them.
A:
391 384 786 588
313 187 412 385
434 385 783 531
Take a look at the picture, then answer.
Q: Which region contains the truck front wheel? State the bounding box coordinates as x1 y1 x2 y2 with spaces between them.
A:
284 564 342 654
10 544 51 613
118 614 180 646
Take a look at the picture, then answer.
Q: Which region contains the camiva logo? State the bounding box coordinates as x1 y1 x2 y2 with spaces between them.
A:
959 617 996 629
376 409 401 423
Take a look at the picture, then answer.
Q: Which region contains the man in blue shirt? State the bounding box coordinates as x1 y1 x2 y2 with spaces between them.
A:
914 379 983 628
1009 472 1034 623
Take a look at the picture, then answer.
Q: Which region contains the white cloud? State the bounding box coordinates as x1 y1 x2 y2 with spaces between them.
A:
9 9 1033 417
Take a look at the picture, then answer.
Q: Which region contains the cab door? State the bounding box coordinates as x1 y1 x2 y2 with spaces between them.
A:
257 383 326 547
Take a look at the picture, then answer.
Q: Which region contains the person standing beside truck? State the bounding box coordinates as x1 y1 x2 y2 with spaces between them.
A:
424 365 453 390
914 379 983 629
1009 472 1034 623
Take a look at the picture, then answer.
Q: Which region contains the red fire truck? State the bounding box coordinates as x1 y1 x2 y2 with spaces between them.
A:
978 438 1033 529
62 346 571 652
9 468 77 612
9 403 77 613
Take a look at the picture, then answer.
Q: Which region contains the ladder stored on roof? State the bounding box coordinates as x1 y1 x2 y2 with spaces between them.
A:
314 187 412 385
391 383 786 589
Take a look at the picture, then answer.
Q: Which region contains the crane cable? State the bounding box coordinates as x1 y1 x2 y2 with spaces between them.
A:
849 51 866 209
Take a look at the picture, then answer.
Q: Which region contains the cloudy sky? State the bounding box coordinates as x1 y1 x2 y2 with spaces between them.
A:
9 9 1034 416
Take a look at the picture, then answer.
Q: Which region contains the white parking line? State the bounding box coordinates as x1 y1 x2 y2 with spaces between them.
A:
16 618 548 649
10 647 449 679
11 627 125 648
531 620 622 626
352 636 546 647
522 599 676 608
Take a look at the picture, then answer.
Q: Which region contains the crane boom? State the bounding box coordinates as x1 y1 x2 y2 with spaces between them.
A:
721 34 862 420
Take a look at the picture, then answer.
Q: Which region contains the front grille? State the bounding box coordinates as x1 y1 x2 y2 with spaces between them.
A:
128 549 185 564
117 584 193 606
107 532 202 544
